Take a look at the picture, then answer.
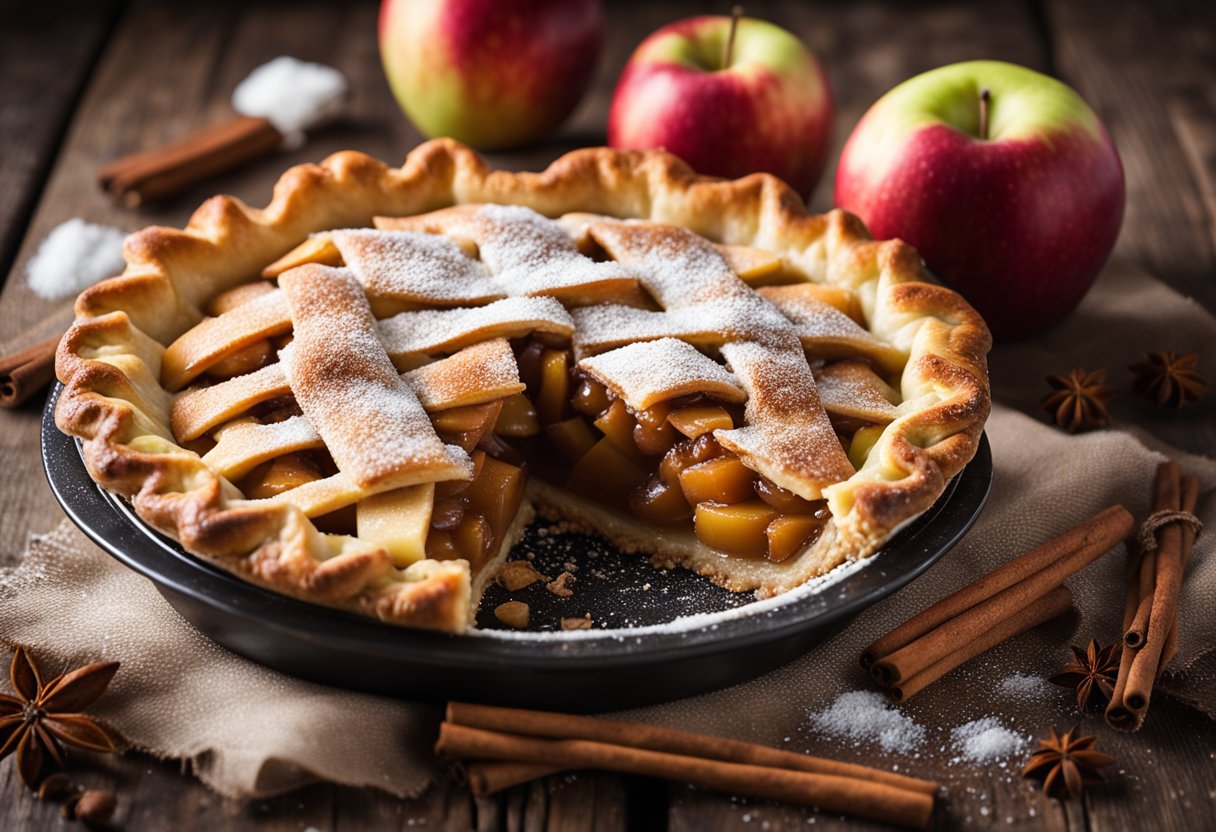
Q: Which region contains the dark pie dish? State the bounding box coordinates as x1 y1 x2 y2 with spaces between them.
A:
44 384 991 711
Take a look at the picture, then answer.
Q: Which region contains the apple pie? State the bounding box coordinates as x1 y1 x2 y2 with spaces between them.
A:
55 140 990 632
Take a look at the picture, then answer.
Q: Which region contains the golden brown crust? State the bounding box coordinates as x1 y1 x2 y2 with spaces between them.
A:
56 139 991 630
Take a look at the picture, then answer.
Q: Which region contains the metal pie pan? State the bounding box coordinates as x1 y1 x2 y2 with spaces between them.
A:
43 384 991 710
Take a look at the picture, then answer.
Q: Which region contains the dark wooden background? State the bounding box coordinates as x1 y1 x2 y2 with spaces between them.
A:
2 0 1214 829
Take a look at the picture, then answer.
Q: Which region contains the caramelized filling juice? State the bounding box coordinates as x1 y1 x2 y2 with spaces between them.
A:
510 336 829 563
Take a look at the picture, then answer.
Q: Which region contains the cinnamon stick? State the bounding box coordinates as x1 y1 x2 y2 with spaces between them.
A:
1158 474 1200 677
445 701 938 796
0 334 61 408
1125 466 1180 647
869 506 1134 687
465 761 563 796
1123 545 1157 648
435 723 935 829
888 586 1073 702
861 505 1133 669
1108 542 1144 712
99 115 283 207
1107 463 1200 730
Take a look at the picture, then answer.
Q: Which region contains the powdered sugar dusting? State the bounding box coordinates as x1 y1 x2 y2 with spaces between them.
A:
328 229 505 306
377 205 635 301
403 339 523 410
813 361 899 423
279 265 469 488
589 221 791 345
204 414 323 478
578 219 854 496
807 691 927 753
716 342 855 498
760 285 886 344
26 218 126 300
579 338 745 411
378 296 573 358
474 205 634 297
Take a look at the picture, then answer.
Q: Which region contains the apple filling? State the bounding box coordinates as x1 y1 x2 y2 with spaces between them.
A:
510 337 831 563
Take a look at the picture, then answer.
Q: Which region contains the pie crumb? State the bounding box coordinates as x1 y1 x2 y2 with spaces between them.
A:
547 571 575 598
494 601 530 629
561 614 593 631
498 560 549 591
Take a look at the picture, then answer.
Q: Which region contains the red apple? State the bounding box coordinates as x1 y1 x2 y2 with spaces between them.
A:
835 60 1125 339
608 14 833 200
379 0 603 150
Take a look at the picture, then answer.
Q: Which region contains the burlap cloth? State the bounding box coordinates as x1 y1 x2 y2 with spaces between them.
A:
1 261 1212 800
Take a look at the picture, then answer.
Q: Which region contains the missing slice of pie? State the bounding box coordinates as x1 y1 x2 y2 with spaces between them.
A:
55 140 991 632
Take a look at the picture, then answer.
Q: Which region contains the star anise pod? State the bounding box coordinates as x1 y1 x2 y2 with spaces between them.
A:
1048 639 1122 712
1041 368 1116 433
0 647 120 789
1022 725 1114 799
1129 351 1206 411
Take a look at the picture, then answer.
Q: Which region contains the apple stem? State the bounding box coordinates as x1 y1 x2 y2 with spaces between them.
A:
978 87 991 140
723 5 743 69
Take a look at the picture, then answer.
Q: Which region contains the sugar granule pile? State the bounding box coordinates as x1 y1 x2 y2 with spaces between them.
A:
26 218 126 300
996 672 1053 701
232 56 347 146
806 690 926 753
949 717 1028 764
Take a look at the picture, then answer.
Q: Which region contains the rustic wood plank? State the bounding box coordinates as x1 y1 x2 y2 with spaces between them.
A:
0 0 242 560
4 1 1216 830
0 1 119 283
1044 0 1216 312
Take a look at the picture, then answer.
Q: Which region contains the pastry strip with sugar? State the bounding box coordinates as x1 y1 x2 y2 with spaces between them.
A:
278 263 470 489
578 338 746 412
375 205 638 305
378 296 574 360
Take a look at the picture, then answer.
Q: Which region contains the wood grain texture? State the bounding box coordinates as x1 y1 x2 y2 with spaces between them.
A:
0 1 119 281
1 0 1215 829
1045 0 1216 313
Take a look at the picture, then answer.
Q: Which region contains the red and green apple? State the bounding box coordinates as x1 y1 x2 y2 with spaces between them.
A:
835 60 1125 339
608 13 834 200
379 0 603 150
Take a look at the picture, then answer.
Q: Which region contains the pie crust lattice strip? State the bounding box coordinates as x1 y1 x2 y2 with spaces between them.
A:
55 139 991 633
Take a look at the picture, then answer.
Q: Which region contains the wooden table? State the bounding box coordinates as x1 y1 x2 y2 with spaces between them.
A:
3 1 1214 829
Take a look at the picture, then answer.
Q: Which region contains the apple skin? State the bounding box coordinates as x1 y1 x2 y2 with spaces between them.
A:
608 15 833 200
379 0 603 150
835 60 1124 339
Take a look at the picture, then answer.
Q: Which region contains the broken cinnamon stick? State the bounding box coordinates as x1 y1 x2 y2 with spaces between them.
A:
445 701 938 796
99 115 283 207
888 586 1073 702
861 505 1133 669
435 723 935 829
868 506 1134 687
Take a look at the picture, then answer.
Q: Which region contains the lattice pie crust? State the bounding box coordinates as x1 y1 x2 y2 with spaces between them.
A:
56 140 990 632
